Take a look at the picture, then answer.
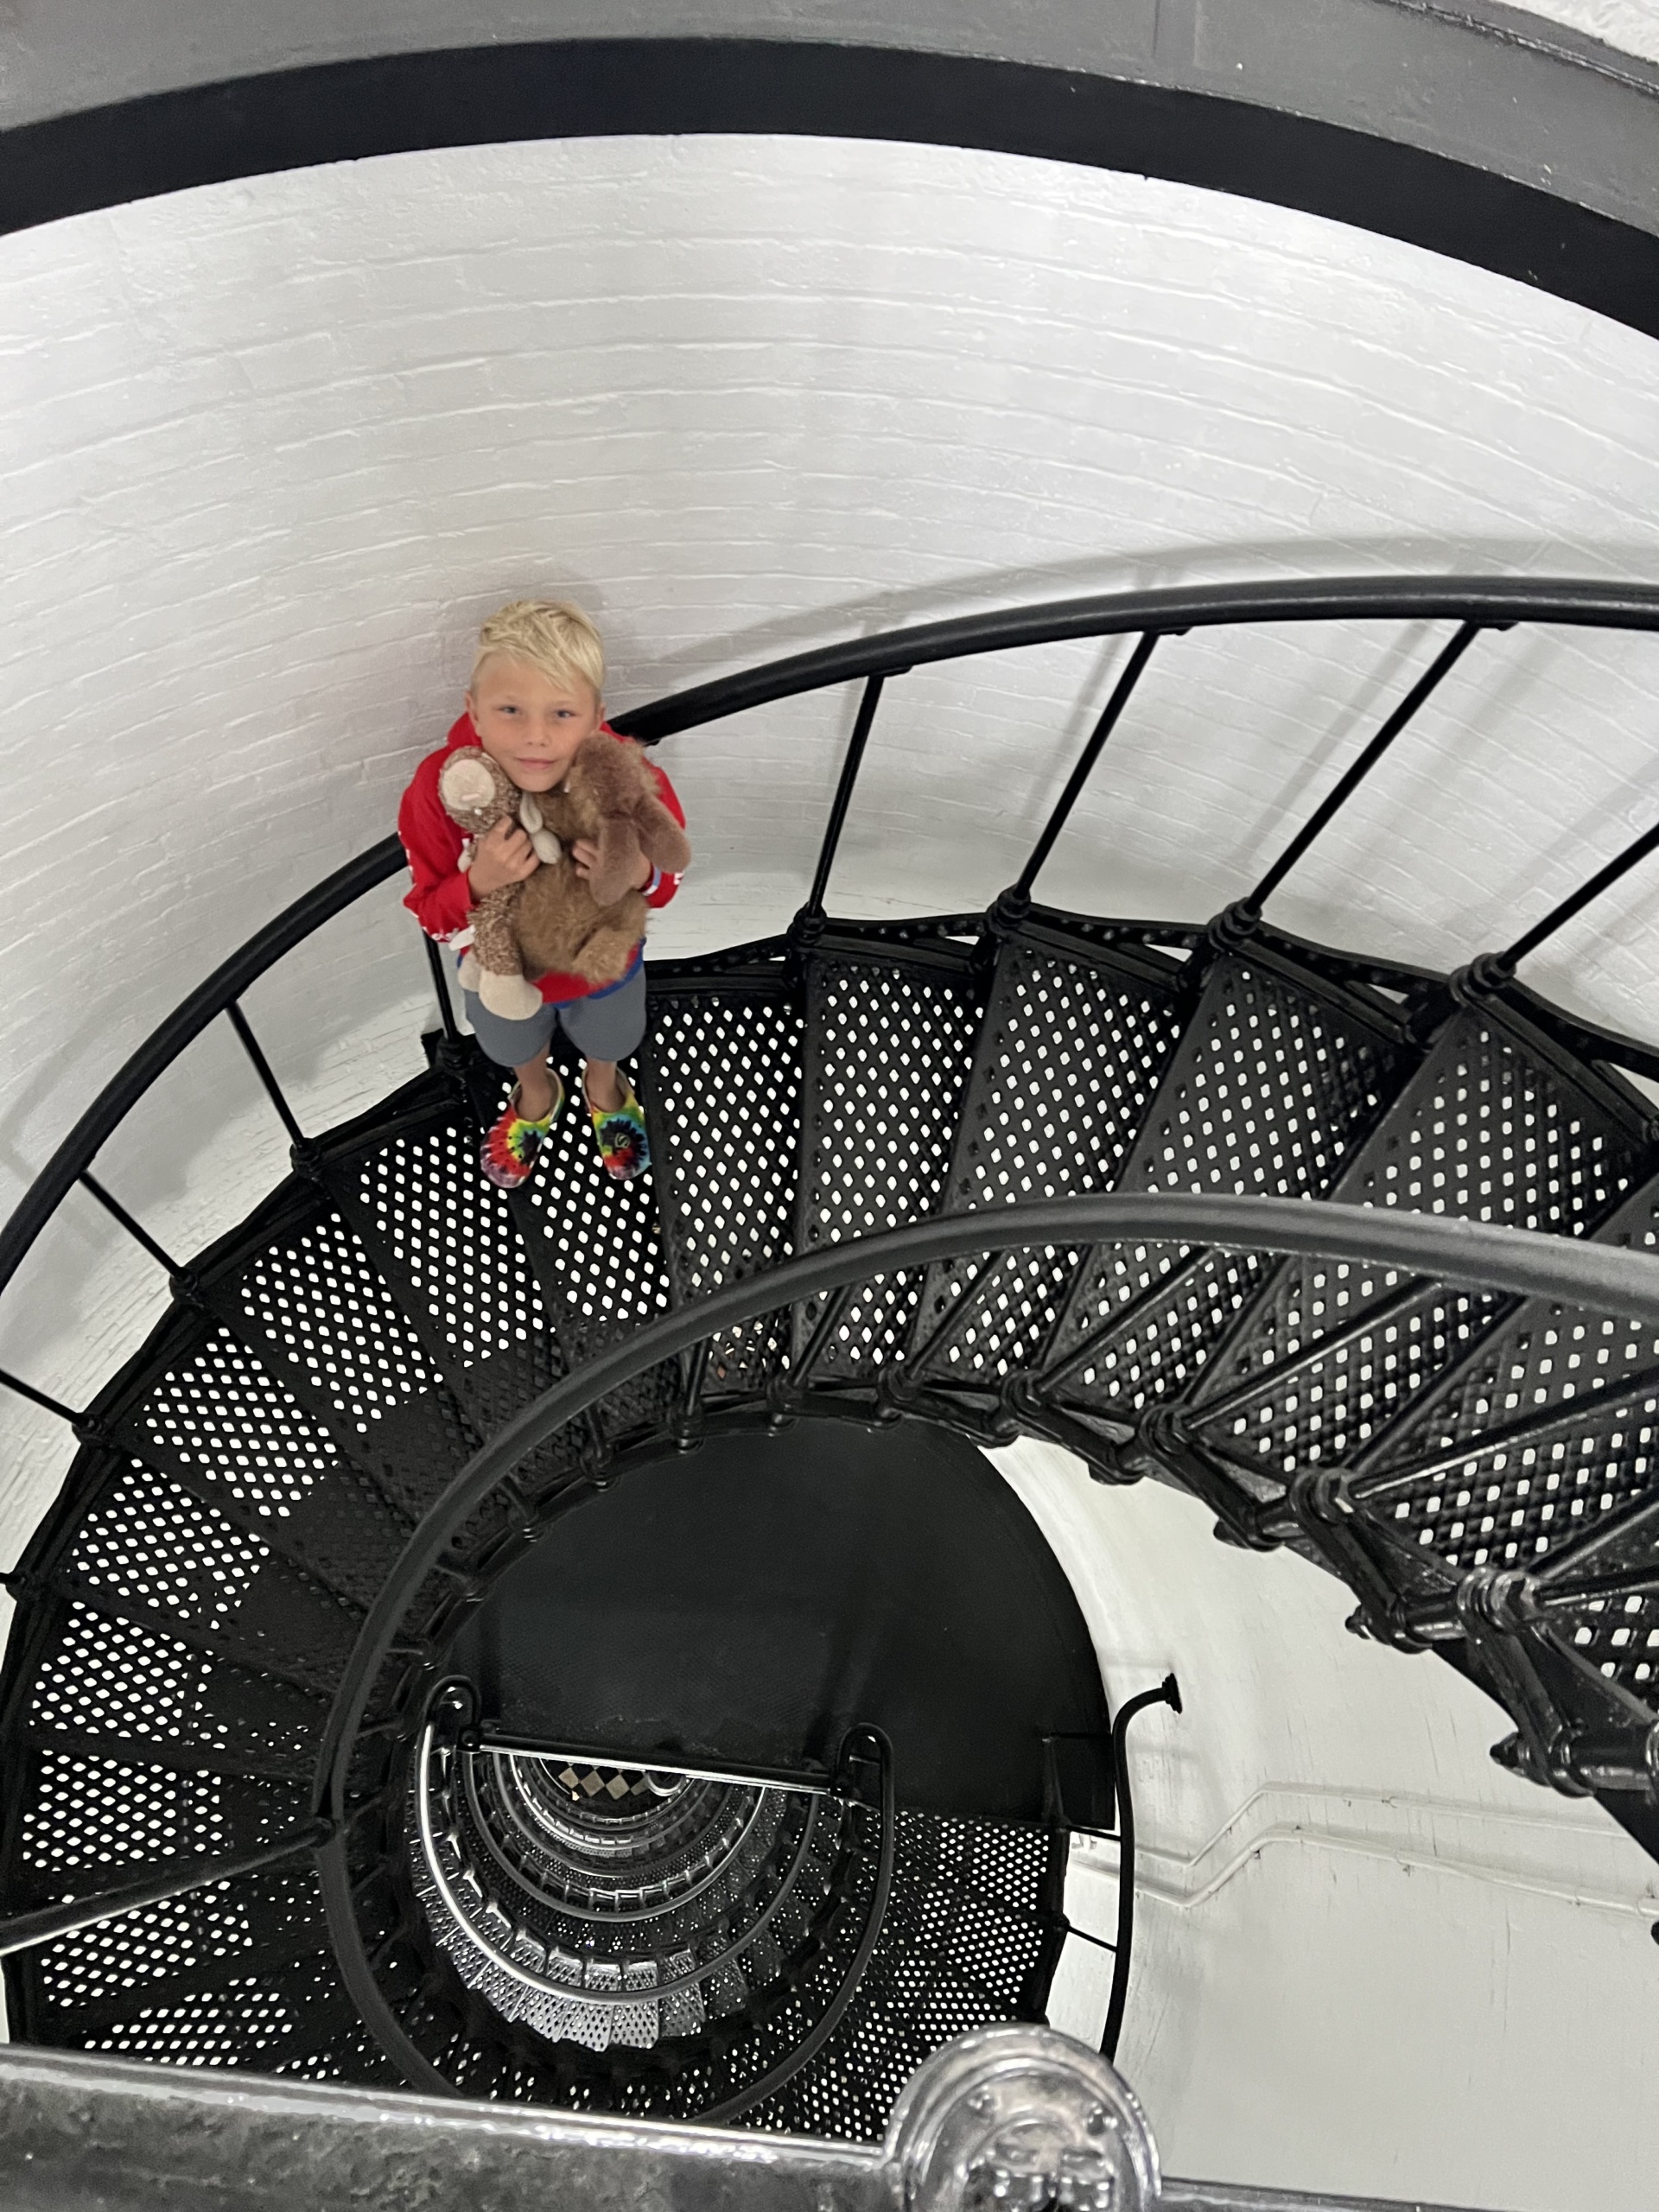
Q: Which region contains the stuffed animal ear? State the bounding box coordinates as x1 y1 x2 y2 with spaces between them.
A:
637 796 692 877
517 794 563 866
439 752 504 816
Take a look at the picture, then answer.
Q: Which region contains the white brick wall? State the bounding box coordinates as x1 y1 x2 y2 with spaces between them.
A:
1 133 1658 2181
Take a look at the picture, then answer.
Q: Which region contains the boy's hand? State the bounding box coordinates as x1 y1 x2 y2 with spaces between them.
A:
468 817 538 897
572 842 653 892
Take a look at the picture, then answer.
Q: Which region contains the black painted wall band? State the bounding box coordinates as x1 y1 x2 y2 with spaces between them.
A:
2 38 1656 339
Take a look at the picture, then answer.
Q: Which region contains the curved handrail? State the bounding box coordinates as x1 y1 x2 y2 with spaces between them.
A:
614 575 1659 740
315 1189 1659 1819
7 572 1659 1354
314 1191 1659 2087
0 835 404 1304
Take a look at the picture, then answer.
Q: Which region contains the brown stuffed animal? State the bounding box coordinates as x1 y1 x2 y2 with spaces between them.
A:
438 736 690 1019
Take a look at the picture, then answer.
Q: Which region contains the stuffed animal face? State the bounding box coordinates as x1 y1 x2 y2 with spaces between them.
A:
438 745 563 866
437 747 518 836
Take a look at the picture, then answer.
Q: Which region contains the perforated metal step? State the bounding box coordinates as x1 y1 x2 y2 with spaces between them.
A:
1181 1000 1655 1481
9 918 1659 2113
913 920 1185 1389
794 939 982 1379
1040 945 1408 1416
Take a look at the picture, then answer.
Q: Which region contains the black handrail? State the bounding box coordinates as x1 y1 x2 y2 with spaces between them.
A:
0 1819 332 1958
0 835 404 1305
313 1192 1659 1829
613 576 1659 741
7 575 1659 1384
1101 1676 1181 2063
312 1193 1659 2088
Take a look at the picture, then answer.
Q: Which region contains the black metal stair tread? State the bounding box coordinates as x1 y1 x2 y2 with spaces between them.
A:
20 1593 324 1783
1330 1171 1659 1700
22 1859 334 2038
914 922 1188 1388
642 974 804 1352
793 941 982 1382
1039 944 1410 1415
18 1724 312 1781
6 1746 306 1906
1178 996 1658 1491
57 1459 361 1682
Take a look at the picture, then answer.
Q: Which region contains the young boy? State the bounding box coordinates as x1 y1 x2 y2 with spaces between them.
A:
398 600 686 1189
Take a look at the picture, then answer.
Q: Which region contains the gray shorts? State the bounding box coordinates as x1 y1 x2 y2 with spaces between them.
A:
463 963 647 1068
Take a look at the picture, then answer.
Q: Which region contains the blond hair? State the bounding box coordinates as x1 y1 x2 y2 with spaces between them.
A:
471 599 605 701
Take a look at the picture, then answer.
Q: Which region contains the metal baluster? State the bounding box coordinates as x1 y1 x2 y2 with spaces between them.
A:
422 931 464 1047
992 632 1160 931
226 1000 307 1149
1489 814 1659 978
0 1366 86 1429
78 1171 186 1281
1101 1675 1181 2062
793 674 889 939
1232 620 1485 925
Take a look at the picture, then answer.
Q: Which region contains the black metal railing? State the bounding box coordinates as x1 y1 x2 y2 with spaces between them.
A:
303 1192 1659 2089
7 574 1659 2096
4 574 1659 1347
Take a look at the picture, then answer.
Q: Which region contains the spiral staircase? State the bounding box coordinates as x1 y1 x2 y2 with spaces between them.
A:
4 579 1659 2165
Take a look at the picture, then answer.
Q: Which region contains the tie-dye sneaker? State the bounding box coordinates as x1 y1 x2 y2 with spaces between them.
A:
589 1073 651 1183
481 1073 564 1190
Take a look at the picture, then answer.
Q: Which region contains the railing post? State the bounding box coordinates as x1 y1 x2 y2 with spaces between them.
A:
77 1172 188 1285
1101 1675 1181 2061
226 1001 308 1153
791 672 891 948
1223 620 1486 937
421 931 465 1049
1484 813 1659 981
988 632 1160 938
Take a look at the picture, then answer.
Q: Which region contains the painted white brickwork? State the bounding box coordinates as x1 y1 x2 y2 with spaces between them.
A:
1 133 1658 2189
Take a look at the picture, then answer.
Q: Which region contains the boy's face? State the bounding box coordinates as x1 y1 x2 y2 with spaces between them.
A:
466 656 603 791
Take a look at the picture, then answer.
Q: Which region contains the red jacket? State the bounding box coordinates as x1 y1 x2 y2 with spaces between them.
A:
399 714 685 1004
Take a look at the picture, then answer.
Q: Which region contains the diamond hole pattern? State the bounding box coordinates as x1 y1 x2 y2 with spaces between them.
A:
1348 1185 1659 1613
83 1975 301 2064
747 1812 1055 2143
1193 1275 1500 1474
29 1605 317 1772
353 1123 550 1368
1342 1010 1639 1230
918 940 1182 1382
797 956 980 1377
238 1217 442 1429
68 1465 299 1644
1363 1179 1659 1480
1367 1376 1659 1585
1561 1591 1659 1696
1048 957 1401 1408
124 1339 404 1614
645 988 804 1389
518 1057 671 1366
1187 1014 1649 1477
20 1752 228 1879
35 1887 252 2011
